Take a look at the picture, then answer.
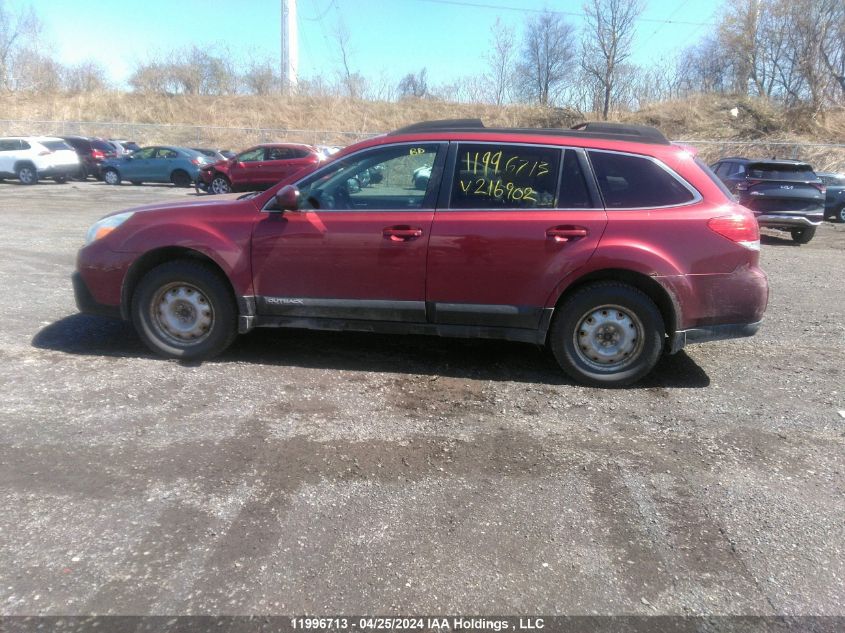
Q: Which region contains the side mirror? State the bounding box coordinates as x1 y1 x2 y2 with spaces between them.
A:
274 184 301 211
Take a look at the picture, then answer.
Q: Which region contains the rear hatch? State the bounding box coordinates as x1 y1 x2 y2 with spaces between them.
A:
90 139 118 162
739 162 824 214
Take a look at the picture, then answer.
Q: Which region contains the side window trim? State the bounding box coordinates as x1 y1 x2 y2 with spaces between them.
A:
445 141 564 211
586 149 703 210
263 141 447 213
572 147 602 210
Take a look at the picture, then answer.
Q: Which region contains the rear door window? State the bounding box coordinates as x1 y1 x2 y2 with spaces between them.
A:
449 143 560 209
557 149 594 208
588 151 697 208
266 147 294 161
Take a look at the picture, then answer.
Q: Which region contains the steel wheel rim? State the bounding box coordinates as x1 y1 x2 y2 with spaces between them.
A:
150 282 214 346
19 168 35 183
573 304 645 372
105 171 118 185
211 178 230 194
839 207 845 223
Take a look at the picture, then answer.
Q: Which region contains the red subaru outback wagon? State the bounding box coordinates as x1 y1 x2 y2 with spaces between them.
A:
73 120 768 386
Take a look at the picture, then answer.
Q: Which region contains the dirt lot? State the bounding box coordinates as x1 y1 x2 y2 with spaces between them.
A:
0 180 843 616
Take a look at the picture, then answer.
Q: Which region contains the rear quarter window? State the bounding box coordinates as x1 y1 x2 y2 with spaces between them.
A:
42 140 73 151
588 151 696 208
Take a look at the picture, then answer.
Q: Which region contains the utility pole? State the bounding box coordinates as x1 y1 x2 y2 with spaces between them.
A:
281 0 298 93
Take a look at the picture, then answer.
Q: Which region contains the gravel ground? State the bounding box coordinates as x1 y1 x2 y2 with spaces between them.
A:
0 180 842 616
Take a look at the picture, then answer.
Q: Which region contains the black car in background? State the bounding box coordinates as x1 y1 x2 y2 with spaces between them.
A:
817 172 845 223
59 136 118 180
711 157 825 244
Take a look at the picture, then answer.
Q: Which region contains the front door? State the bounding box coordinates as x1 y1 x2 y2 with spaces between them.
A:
228 147 265 188
261 146 316 186
426 143 608 330
251 142 446 323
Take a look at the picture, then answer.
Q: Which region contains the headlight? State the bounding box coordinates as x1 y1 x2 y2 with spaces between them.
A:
85 211 134 245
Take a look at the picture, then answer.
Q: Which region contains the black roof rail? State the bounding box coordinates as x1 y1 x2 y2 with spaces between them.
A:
386 119 671 145
570 122 668 144
388 119 485 135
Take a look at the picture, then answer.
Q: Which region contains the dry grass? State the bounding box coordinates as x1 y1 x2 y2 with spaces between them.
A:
1 91 844 170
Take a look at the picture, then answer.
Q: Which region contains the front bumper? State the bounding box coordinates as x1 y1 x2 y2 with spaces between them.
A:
72 272 121 319
669 320 763 354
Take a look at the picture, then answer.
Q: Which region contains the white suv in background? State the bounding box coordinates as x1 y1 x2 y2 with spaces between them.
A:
0 136 80 185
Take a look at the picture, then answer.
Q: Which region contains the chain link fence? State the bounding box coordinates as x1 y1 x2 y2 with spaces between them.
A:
2 119 844 171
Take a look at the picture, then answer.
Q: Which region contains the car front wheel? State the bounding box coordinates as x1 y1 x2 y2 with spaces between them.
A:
549 282 665 387
838 206 845 223
790 226 816 244
210 175 232 194
17 164 38 185
131 261 237 360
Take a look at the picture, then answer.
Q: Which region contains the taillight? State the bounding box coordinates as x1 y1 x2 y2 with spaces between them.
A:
191 158 201 165
810 182 827 195
708 213 760 250
38 150 52 156
91 149 104 159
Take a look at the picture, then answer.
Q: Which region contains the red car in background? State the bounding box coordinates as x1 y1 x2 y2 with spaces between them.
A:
196 143 321 194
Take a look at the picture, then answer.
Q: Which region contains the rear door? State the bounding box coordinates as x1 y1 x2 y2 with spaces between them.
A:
426 142 607 330
0 139 18 174
155 147 179 182
261 146 316 186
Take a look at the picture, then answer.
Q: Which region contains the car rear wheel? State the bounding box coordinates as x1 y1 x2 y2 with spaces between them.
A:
838 206 845 223
54 175 68 184
131 261 237 360
171 170 192 188
790 226 816 244
549 282 664 387
103 168 121 185
17 164 38 185
210 175 232 194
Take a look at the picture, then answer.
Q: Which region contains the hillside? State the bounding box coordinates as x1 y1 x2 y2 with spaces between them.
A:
2 91 844 169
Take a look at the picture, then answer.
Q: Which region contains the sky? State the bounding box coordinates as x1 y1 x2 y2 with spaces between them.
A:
14 0 725 89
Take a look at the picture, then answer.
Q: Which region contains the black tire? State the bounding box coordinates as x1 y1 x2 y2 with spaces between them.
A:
837 206 845 224
210 174 232 194
103 168 121 185
790 226 816 244
171 170 192 188
54 175 68 184
74 166 88 181
131 260 237 360
548 282 665 387
17 163 38 185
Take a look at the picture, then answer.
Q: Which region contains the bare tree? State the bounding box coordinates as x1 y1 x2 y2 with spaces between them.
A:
63 60 108 93
0 1 41 91
334 20 366 99
516 11 576 105
242 61 280 96
581 0 644 119
485 17 515 105
397 68 429 99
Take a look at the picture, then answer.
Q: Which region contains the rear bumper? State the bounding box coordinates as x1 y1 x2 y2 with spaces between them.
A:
669 320 763 354
756 213 823 228
72 272 121 319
